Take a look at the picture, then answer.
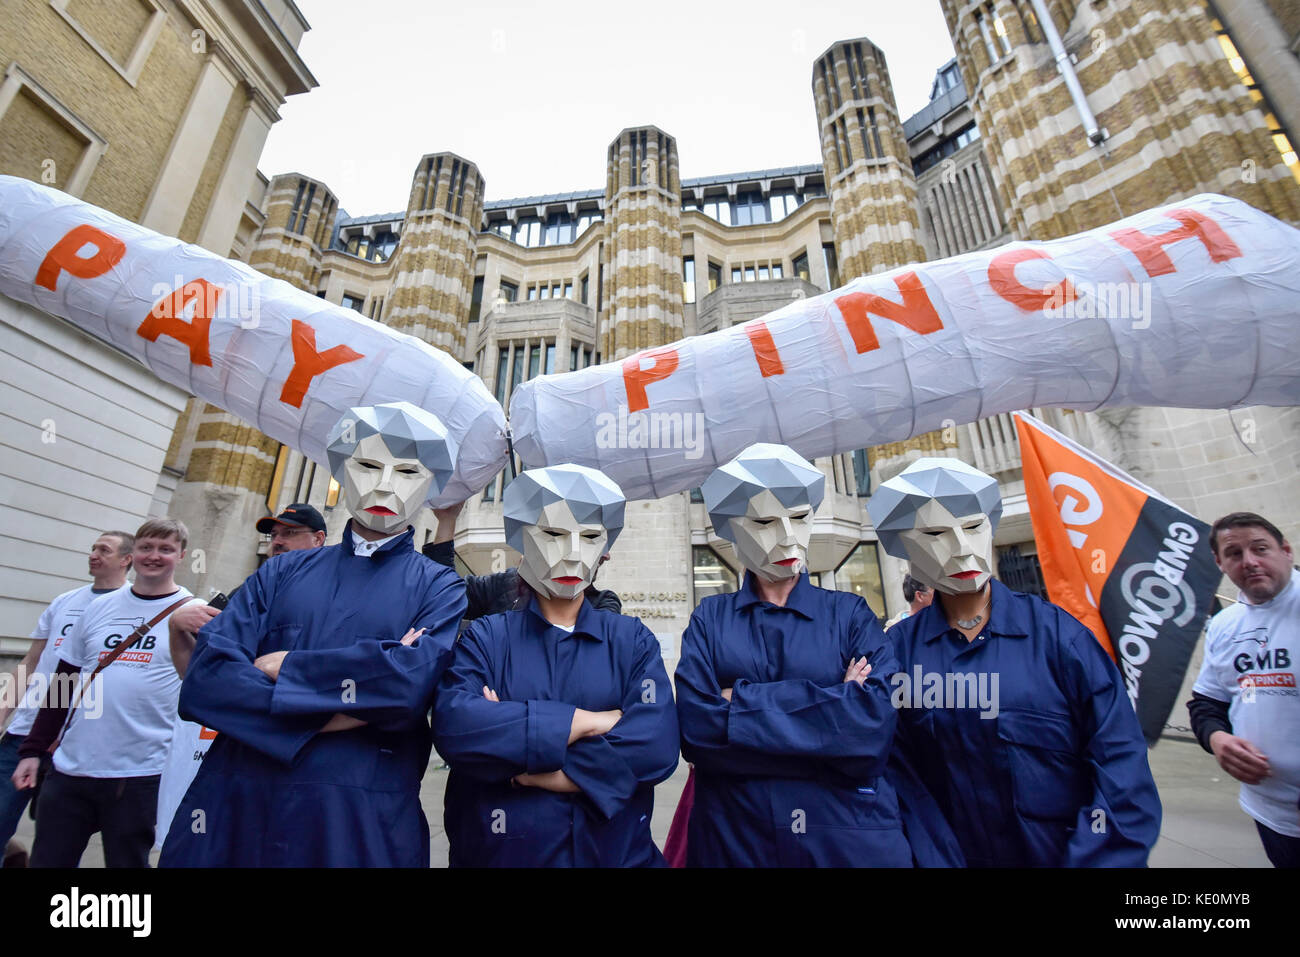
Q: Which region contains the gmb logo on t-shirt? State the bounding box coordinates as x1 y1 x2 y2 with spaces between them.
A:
97 616 157 664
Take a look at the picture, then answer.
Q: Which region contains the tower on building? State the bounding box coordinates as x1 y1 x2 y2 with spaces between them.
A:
601 127 685 359
812 38 928 281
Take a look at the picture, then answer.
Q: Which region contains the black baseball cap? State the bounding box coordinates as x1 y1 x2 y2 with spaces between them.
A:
256 503 326 534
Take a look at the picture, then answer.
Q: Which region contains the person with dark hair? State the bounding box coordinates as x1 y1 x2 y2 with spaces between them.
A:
0 531 133 854
885 574 934 630
422 502 622 618
1188 511 1299 867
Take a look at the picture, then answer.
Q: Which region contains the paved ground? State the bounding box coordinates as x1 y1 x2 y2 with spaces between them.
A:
9 731 1272 867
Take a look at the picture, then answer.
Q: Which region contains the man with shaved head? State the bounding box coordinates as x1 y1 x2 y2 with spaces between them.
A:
871 458 1161 867
433 464 679 867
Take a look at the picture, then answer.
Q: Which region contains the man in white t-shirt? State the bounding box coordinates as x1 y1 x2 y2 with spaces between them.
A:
1188 511 1300 868
0 530 133 851
12 518 193 867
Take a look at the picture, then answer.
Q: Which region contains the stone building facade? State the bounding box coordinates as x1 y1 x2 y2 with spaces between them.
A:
0 0 314 652
4 2 1298 669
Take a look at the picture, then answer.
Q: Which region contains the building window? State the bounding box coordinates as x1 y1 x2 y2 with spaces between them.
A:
823 243 840 288
287 179 307 234
563 281 573 299
835 544 885 617
707 261 722 293
992 6 1013 55
527 285 539 301
515 218 541 247
469 276 484 322
494 347 510 405
580 273 589 304
975 10 999 66
793 251 810 282
341 293 365 313
852 448 870 495
913 121 980 174
485 339 561 502
544 212 575 245
732 190 769 226
693 546 737 605
1015 1 1042 43
682 256 696 304
769 191 803 220
929 61 962 100
499 280 518 303
703 196 731 226
487 210 601 247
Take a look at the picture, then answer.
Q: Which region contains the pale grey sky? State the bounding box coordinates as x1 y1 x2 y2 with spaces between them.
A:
261 0 957 216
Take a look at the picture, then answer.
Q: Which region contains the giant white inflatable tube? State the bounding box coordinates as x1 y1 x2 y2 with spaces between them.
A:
512 193 1300 499
0 176 508 505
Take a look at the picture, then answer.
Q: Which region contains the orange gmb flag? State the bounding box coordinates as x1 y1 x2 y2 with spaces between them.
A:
1014 411 1219 742
1014 412 1147 658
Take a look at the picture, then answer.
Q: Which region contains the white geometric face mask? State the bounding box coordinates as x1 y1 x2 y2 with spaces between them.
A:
894 499 995 595
727 488 815 583
342 433 435 535
515 499 609 600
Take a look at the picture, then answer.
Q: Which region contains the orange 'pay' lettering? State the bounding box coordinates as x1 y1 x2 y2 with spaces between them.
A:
34 224 126 291
137 279 222 366
279 319 364 408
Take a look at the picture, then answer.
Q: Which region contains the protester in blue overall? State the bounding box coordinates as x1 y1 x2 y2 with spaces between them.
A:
869 457 1162 867
433 465 679 866
160 403 466 867
675 443 961 867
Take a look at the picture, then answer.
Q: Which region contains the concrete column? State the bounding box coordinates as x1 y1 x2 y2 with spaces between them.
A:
141 52 240 236
197 95 276 256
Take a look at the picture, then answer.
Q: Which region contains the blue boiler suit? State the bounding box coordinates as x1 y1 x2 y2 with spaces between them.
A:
888 580 1162 866
433 598 679 866
675 572 951 867
159 523 465 867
